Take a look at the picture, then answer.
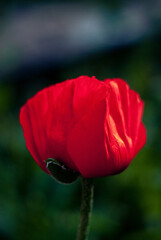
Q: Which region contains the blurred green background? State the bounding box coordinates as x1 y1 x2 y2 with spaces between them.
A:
0 0 161 239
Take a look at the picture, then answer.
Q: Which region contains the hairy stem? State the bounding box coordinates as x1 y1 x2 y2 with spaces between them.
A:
77 177 94 240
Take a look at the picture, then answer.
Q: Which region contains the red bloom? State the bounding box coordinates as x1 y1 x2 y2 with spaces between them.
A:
20 76 146 178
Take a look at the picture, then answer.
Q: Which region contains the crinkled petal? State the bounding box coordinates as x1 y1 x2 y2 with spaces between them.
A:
20 80 77 172
104 78 146 171
67 99 109 178
20 76 109 174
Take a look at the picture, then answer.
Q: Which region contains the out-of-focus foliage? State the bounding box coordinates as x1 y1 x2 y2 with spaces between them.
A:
0 1 161 240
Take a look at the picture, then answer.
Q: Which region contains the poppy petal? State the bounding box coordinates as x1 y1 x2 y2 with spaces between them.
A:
67 99 109 178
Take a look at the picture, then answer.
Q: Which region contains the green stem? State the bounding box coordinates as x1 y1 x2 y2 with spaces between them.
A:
77 177 94 240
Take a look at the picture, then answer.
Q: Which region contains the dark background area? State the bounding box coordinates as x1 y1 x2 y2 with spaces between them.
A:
0 0 161 239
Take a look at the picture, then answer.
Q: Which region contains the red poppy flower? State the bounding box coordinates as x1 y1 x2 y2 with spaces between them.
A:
20 76 146 178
